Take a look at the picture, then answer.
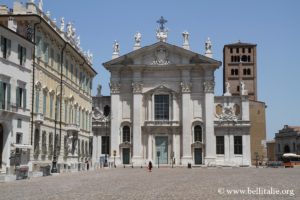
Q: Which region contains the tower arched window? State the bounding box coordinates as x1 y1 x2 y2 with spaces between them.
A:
194 125 202 142
234 69 239 75
247 69 251 75
123 126 130 143
231 69 235 75
243 69 247 75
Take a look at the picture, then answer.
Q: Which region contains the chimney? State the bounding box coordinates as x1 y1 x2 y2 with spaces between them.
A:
8 17 17 32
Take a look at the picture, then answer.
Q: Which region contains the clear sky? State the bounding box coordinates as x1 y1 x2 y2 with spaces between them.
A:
3 0 300 140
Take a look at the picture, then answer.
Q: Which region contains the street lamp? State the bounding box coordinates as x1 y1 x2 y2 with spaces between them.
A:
103 105 110 167
113 150 116 168
51 86 62 173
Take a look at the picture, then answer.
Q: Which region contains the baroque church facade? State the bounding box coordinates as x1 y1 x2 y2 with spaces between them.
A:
92 18 251 167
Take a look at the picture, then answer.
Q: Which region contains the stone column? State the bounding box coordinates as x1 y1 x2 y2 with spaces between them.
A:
132 80 143 165
243 133 251 166
148 132 152 161
203 79 216 165
110 81 121 163
147 94 152 121
172 92 179 121
180 78 192 165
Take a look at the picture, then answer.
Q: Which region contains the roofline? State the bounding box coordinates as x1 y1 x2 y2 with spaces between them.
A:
224 43 257 47
0 25 35 45
103 41 222 68
0 14 97 75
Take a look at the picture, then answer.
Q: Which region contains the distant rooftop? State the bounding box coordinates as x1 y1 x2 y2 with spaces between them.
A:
224 41 257 47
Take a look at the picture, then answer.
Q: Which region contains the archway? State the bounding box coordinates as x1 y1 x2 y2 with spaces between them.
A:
284 145 290 153
0 124 3 168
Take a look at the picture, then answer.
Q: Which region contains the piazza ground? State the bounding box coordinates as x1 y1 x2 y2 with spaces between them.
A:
0 167 299 200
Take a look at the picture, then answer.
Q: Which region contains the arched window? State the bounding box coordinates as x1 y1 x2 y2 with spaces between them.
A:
237 85 240 92
231 69 234 75
194 125 202 142
123 126 130 142
241 55 247 62
247 69 251 75
234 69 239 75
243 69 247 75
247 55 251 62
284 145 290 153
231 56 234 62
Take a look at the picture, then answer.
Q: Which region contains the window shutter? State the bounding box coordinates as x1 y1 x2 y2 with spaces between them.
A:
23 89 27 109
16 87 20 107
0 82 3 109
18 45 21 60
7 83 11 109
36 37 41 58
35 92 39 113
22 47 26 65
0 36 4 52
7 39 11 57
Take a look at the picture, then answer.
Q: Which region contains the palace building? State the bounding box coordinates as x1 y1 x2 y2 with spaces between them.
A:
0 1 96 175
93 17 251 167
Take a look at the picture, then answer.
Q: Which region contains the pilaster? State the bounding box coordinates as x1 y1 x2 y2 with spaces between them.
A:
203 79 216 165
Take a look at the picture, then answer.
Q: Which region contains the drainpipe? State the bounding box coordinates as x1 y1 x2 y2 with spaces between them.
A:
31 17 42 146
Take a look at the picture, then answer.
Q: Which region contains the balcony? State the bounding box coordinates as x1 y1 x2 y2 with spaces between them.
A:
144 120 180 127
35 113 44 124
66 123 80 132
0 102 18 115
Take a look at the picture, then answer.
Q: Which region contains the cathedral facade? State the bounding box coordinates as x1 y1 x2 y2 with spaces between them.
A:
93 20 251 167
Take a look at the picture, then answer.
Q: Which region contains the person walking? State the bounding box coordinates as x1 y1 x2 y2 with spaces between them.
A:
148 161 153 172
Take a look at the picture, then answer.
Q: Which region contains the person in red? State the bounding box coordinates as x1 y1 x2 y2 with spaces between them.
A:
148 161 153 172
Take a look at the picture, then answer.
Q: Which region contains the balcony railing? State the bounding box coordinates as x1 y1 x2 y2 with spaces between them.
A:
144 120 180 127
66 123 80 132
0 101 18 113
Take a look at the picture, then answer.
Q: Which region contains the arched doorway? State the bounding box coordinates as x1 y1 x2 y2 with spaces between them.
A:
284 145 290 153
0 124 3 168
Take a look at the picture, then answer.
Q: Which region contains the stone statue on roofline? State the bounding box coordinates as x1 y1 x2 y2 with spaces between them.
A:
60 17 65 32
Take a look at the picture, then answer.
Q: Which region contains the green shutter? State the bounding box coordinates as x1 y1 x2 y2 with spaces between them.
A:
1 36 4 53
7 39 11 57
16 87 20 107
7 83 11 109
0 82 3 109
23 89 26 109
22 47 26 65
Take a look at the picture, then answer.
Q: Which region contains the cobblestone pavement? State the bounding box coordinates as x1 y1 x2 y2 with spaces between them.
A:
0 167 299 200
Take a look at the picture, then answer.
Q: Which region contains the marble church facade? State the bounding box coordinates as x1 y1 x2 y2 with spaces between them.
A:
94 22 251 167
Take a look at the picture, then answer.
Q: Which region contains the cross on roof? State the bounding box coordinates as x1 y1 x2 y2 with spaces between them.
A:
157 16 167 30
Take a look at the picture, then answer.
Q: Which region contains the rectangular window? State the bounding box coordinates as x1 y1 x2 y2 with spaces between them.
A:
154 95 169 120
50 48 54 67
230 48 233 53
75 67 78 84
43 42 49 64
43 92 47 115
56 54 60 71
35 91 39 113
1 36 11 59
234 136 243 154
36 36 42 58
216 136 224 154
17 119 22 128
248 48 251 53
65 102 68 123
102 136 110 154
16 133 23 144
236 48 239 53
18 45 26 66
65 60 69 78
70 64 74 81
50 95 53 118
16 87 26 109
242 48 245 53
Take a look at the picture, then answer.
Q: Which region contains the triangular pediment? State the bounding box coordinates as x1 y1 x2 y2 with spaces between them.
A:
103 42 221 68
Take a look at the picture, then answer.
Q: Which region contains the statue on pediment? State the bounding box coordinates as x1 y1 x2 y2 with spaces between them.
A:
60 17 65 32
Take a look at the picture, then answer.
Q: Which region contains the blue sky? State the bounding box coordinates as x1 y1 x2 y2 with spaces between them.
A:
4 0 300 139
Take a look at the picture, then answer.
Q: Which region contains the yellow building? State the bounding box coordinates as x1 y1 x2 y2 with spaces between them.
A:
0 1 97 174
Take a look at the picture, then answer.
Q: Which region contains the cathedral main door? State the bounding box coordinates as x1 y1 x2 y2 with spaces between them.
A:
123 148 130 164
194 148 202 165
155 136 168 164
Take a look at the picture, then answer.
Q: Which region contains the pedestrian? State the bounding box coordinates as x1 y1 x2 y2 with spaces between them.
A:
85 159 89 171
148 161 152 172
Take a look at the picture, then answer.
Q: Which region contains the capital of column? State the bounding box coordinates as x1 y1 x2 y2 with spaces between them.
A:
132 82 143 94
109 81 121 94
203 80 215 93
180 81 192 93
